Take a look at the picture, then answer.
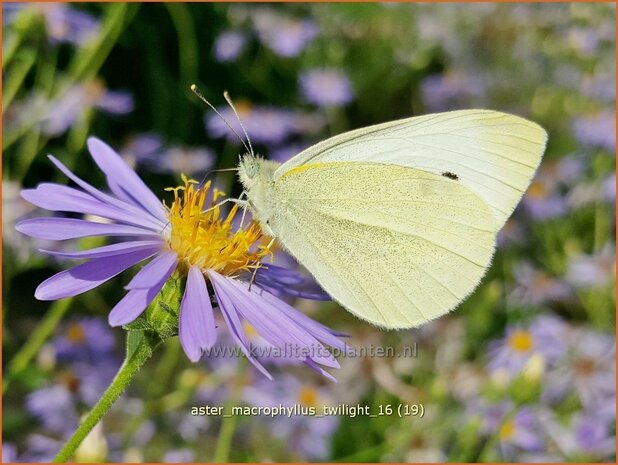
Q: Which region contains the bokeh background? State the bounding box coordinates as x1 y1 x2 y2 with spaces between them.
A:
2 2 616 462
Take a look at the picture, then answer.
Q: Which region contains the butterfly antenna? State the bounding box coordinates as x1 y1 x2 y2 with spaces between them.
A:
223 90 254 157
190 84 252 155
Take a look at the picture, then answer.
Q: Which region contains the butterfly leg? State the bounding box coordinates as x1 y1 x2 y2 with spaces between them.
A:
248 236 276 292
201 197 248 215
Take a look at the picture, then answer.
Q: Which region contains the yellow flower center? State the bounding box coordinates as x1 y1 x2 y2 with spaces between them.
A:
297 387 318 407
165 176 270 276
66 323 86 344
499 420 515 440
508 330 533 353
526 181 547 199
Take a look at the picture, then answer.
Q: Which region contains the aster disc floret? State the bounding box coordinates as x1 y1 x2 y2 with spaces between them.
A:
16 137 345 379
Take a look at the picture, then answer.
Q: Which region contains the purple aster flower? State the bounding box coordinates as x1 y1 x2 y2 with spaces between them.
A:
3 3 100 45
54 317 116 362
545 328 615 407
16 137 346 379
509 262 572 306
119 133 165 168
568 174 616 208
21 434 63 462
299 69 354 107
144 147 214 176
496 218 526 249
421 71 486 112
205 103 304 146
41 81 133 136
566 243 615 289
572 111 616 152
213 30 247 62
542 409 615 460
488 315 569 377
243 375 339 459
26 385 78 434
497 408 544 458
574 413 616 456
521 180 569 221
269 143 311 163
252 10 318 57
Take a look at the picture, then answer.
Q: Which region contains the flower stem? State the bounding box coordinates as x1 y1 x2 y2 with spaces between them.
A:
53 331 161 463
3 299 72 395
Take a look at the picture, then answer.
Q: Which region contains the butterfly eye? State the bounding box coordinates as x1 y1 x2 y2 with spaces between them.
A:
241 155 258 178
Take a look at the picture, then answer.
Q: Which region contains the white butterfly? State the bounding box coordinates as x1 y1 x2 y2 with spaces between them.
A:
219 104 547 328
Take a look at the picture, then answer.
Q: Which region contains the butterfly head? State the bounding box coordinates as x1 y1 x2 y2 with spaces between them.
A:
238 154 278 191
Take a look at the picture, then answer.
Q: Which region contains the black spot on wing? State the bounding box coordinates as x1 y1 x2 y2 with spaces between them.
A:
441 171 459 180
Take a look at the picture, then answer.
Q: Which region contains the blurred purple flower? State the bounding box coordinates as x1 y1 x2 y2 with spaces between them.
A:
119 133 165 168
20 435 63 462
41 81 133 136
421 71 486 112
252 10 318 57
575 413 615 456
521 180 569 221
566 243 615 289
498 408 544 458
581 70 616 103
542 408 615 460
601 174 616 202
568 27 601 56
496 219 526 249
269 142 311 163
205 103 322 146
488 315 569 376
568 173 616 208
3 3 100 45
509 262 572 306
213 30 247 62
54 317 116 362
300 69 354 107
244 375 339 459
139 146 215 176
572 111 616 152
163 448 195 462
26 385 78 434
545 328 615 407
16 138 345 378
2 442 17 463
555 155 586 185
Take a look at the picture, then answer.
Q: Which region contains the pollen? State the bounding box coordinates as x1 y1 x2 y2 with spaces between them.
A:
165 175 271 276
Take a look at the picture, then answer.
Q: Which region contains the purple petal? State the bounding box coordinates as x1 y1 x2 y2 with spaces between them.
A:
179 266 217 362
209 271 340 371
125 251 177 289
21 184 162 231
47 155 165 230
86 138 166 223
219 276 341 368
95 90 134 114
35 249 158 300
258 289 349 349
108 256 176 326
16 218 161 240
40 240 164 260
208 271 272 379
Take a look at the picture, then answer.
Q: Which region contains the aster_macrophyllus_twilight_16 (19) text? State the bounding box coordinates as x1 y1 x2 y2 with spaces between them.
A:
16 137 347 380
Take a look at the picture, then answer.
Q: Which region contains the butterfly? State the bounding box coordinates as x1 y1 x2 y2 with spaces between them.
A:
193 89 547 328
